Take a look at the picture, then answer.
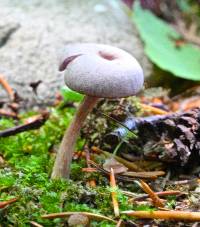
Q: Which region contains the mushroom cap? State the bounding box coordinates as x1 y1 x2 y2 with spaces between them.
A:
59 43 144 98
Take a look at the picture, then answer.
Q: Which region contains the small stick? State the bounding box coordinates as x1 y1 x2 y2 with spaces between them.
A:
122 171 165 179
0 198 18 208
0 74 15 101
122 210 200 221
141 103 168 115
0 112 49 137
171 179 198 185
0 109 18 119
133 190 182 201
110 168 119 217
41 212 117 223
116 219 123 227
82 167 97 173
122 190 181 198
139 180 164 208
30 221 44 227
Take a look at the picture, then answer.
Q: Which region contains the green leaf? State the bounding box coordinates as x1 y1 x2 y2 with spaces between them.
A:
60 86 83 102
132 2 200 81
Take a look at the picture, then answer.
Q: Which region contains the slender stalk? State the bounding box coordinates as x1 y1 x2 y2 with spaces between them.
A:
112 140 123 157
51 95 98 179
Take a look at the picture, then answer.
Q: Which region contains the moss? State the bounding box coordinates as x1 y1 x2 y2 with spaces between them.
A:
0 102 148 226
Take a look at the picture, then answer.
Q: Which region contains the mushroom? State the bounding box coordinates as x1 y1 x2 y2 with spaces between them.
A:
51 43 144 179
68 213 89 227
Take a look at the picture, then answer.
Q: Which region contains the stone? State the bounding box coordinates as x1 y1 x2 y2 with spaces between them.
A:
0 0 151 104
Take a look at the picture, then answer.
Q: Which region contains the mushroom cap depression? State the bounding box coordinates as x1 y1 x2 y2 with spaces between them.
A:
59 43 144 98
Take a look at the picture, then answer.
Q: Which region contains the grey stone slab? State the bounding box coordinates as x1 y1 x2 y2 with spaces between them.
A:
0 0 151 104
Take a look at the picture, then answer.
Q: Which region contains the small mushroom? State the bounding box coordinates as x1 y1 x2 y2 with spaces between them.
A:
68 213 89 227
51 43 144 179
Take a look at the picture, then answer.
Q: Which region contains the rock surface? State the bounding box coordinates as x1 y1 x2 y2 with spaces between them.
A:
0 0 151 104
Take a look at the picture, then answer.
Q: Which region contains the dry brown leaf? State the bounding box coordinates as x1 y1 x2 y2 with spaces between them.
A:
103 158 128 174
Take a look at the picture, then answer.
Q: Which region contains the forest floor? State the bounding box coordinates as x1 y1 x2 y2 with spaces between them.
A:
1 75 200 226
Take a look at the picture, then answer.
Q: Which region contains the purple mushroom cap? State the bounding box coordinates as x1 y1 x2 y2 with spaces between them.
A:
59 43 144 98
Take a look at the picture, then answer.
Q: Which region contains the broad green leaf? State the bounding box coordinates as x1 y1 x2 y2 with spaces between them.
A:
132 2 200 81
60 86 83 102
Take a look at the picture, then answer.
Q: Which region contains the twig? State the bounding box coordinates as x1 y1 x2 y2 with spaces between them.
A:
0 112 49 137
169 178 198 185
121 210 200 221
30 221 44 227
110 168 119 217
122 171 165 179
141 103 169 115
81 167 97 173
0 74 15 101
139 180 164 208
0 109 18 119
130 190 182 202
116 219 123 227
0 198 18 208
41 212 117 223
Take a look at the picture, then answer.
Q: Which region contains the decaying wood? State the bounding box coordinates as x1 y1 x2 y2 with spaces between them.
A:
108 108 200 168
138 108 200 167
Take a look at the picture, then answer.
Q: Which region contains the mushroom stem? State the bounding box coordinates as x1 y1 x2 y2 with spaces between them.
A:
51 95 99 179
